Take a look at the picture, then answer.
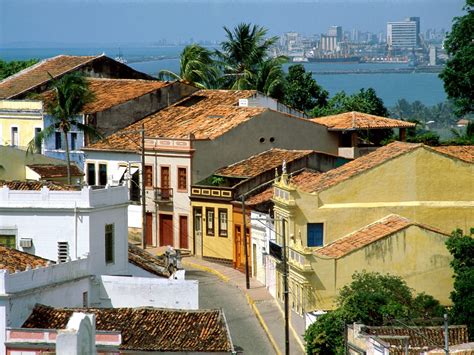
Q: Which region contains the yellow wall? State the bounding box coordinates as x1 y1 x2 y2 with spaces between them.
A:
190 200 234 260
306 226 453 310
292 148 474 245
0 100 43 148
276 146 473 311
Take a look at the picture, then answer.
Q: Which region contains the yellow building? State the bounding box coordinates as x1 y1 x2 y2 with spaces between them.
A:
0 100 43 149
272 142 474 314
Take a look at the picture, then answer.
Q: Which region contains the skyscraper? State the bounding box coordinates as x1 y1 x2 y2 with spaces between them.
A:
387 17 420 49
328 26 343 42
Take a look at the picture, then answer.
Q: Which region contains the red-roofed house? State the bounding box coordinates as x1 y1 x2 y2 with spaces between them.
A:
268 141 473 330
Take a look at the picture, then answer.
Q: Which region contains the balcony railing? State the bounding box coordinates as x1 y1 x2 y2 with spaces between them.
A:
154 187 173 203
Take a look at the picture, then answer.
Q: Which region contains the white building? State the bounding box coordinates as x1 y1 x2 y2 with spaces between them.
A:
387 17 420 49
0 181 129 275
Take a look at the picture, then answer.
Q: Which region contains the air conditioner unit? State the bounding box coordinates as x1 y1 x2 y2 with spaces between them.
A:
19 238 33 248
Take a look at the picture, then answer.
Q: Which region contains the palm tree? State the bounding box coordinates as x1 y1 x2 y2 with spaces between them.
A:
28 72 100 184
158 44 219 89
217 23 283 90
255 57 287 100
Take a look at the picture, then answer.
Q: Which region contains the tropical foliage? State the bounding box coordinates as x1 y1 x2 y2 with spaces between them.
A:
439 0 474 116
445 229 474 339
390 99 459 128
304 271 445 354
28 72 100 184
0 59 39 80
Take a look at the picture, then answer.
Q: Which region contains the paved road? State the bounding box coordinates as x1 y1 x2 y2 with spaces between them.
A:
186 268 276 355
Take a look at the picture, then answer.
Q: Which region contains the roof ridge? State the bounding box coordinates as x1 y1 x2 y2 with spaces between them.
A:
0 55 60 86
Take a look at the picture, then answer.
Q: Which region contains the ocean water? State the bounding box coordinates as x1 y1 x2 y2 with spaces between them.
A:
1 47 447 107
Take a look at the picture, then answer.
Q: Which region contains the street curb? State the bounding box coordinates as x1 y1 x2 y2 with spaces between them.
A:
245 294 282 355
182 260 230 282
274 298 306 352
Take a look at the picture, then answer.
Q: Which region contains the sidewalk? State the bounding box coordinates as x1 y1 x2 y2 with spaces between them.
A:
181 256 306 355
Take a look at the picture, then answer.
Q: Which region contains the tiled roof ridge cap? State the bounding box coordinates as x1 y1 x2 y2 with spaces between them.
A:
308 141 423 193
0 55 62 86
35 303 221 314
86 77 168 83
2 54 100 99
426 145 474 164
365 324 468 330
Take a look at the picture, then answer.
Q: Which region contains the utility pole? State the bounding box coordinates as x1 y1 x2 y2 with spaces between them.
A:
241 195 250 289
282 219 290 355
444 313 449 355
141 124 146 250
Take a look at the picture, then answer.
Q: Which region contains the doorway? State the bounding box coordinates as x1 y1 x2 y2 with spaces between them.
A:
145 212 153 246
159 214 173 246
179 215 188 249
193 208 202 256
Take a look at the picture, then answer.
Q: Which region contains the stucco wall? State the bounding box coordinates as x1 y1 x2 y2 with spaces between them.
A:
292 148 474 246
310 226 453 310
192 111 338 183
98 275 198 309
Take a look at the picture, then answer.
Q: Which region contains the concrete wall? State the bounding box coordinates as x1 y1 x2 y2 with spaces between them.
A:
91 82 198 137
250 211 274 285
97 275 198 309
192 110 339 183
0 186 129 275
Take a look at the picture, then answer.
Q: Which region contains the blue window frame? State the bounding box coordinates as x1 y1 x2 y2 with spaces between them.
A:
307 223 324 247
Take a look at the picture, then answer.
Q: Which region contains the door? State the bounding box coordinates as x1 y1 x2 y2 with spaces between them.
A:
193 208 202 256
159 214 174 246
145 213 153 246
179 215 188 249
253 244 257 277
234 225 242 269
161 166 170 199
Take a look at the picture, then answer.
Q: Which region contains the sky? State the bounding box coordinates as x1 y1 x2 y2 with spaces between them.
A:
0 0 465 47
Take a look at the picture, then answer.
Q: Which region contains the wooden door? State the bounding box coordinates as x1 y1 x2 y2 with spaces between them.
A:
234 225 242 269
179 215 188 249
161 166 170 199
159 214 174 246
145 212 153 246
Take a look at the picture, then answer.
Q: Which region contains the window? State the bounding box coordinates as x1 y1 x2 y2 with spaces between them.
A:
105 224 114 264
11 127 18 146
87 163 96 186
34 127 42 153
218 209 228 237
145 165 153 187
178 167 187 191
57 241 69 263
99 163 107 186
307 223 324 247
82 291 88 307
55 131 62 149
206 208 215 236
0 235 16 249
70 132 77 151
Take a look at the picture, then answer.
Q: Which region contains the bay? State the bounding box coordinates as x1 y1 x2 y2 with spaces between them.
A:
1 46 447 107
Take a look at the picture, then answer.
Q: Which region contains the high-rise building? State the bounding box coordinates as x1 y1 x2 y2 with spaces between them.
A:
320 34 338 52
328 26 343 42
387 17 420 49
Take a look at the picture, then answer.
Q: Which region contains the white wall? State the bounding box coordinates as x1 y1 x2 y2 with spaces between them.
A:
250 211 275 286
97 275 198 309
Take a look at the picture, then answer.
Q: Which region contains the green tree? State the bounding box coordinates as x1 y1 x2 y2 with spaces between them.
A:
283 64 328 112
445 229 474 338
158 44 219 89
28 72 100 184
217 23 281 90
439 0 474 116
0 59 39 80
448 121 474 145
254 57 287 100
304 271 445 354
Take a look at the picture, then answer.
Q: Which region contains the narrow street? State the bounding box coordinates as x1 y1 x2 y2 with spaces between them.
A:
185 268 276 354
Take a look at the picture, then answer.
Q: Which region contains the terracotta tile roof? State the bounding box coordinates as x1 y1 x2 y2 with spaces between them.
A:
310 111 415 130
128 243 169 278
0 55 99 99
293 141 422 193
0 246 51 273
86 90 266 151
431 146 474 163
246 187 274 206
315 215 449 258
215 149 314 178
363 325 469 354
23 304 233 352
0 180 79 191
41 78 171 114
27 164 84 178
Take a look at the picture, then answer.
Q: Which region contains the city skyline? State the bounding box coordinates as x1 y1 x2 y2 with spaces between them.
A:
1 0 463 47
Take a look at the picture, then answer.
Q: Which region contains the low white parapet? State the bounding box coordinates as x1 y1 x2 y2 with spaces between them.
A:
0 185 129 209
0 257 91 294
